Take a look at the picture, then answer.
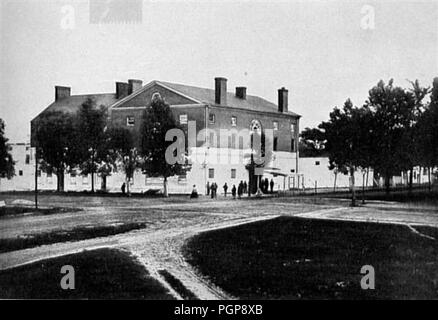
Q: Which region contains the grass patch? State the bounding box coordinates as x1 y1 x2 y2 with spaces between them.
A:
0 248 175 299
158 269 198 300
0 222 148 253
184 216 438 299
0 206 81 217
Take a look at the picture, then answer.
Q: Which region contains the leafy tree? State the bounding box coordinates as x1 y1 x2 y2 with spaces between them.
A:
0 119 15 179
416 78 438 191
403 80 430 192
299 127 327 157
76 98 108 192
319 99 370 206
34 111 80 191
140 94 188 197
106 127 142 195
365 79 418 194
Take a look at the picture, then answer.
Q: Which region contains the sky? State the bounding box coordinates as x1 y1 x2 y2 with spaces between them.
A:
1 0 437 143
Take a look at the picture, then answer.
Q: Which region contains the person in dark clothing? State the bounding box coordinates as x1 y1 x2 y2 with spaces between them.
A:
121 182 126 195
238 181 243 199
231 184 237 199
190 185 198 198
243 181 247 194
270 179 274 193
223 183 228 197
211 182 217 199
264 178 269 193
206 181 210 196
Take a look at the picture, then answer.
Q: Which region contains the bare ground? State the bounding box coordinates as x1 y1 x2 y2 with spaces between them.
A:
1 193 438 299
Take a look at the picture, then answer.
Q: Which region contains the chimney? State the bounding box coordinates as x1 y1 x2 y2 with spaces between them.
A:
235 87 247 99
128 79 143 94
278 87 288 113
116 82 129 99
215 77 227 105
55 86 71 101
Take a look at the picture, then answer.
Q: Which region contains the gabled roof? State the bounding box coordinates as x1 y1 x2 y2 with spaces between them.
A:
36 93 117 117
157 81 300 117
35 80 301 119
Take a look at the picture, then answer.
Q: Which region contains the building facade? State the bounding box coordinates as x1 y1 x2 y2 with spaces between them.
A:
30 77 301 194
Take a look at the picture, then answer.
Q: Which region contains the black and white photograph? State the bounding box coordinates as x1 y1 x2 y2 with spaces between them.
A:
1 0 438 308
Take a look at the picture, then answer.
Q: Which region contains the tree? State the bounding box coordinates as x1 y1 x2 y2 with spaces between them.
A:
140 94 188 197
365 79 418 194
0 119 15 179
416 78 438 191
319 99 370 206
403 80 429 193
106 127 142 195
299 127 327 157
76 98 108 192
34 111 80 191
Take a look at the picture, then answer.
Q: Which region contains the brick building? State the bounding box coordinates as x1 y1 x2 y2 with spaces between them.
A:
31 77 301 194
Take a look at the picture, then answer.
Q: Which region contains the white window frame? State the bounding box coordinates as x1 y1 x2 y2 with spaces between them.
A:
179 114 188 124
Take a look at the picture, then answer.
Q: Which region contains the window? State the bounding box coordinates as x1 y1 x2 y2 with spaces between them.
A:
179 114 188 124
209 113 215 124
231 169 236 179
82 175 89 184
37 170 41 177
291 138 295 152
126 116 135 126
290 123 296 135
47 172 52 178
231 116 237 126
25 154 30 164
273 137 278 151
19 170 23 176
239 136 244 149
315 161 320 166
273 121 278 131
209 168 214 179
231 134 236 149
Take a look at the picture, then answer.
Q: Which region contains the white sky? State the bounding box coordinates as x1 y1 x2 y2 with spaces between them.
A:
1 0 437 142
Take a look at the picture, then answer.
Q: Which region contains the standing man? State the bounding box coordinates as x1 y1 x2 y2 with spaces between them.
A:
206 181 210 196
243 181 247 195
223 183 228 197
270 179 274 193
232 184 237 199
121 182 126 195
238 181 243 199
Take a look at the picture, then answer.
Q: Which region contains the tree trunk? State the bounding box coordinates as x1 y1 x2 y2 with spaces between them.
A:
126 176 131 196
350 168 356 207
362 171 366 204
101 175 107 191
91 171 95 193
366 168 369 189
409 167 413 195
56 171 64 192
333 172 337 193
163 176 169 197
384 174 391 196
428 167 432 192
